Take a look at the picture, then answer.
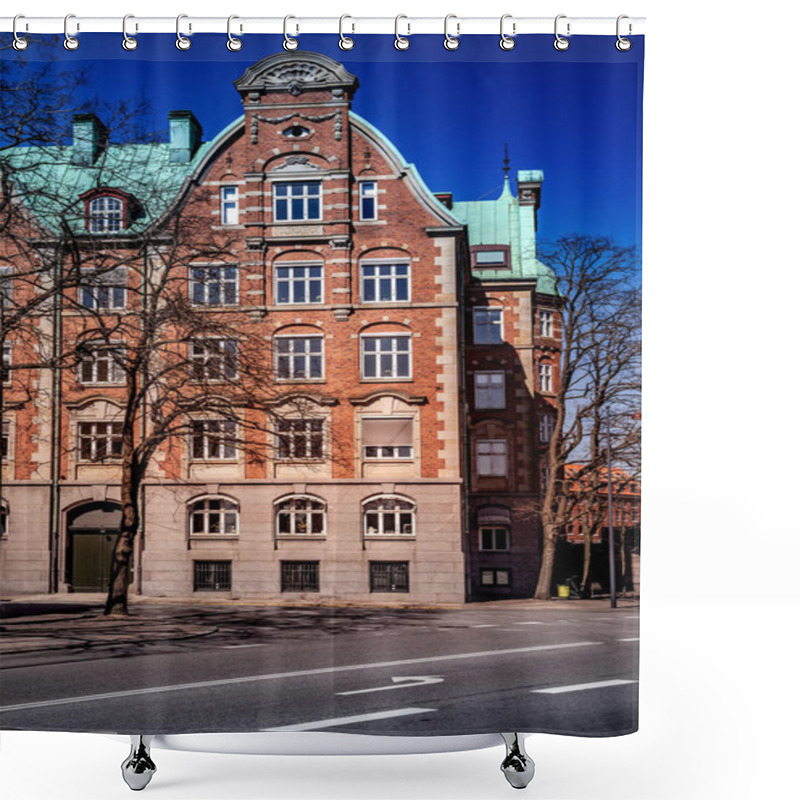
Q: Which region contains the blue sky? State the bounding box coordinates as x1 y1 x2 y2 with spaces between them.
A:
5 33 643 246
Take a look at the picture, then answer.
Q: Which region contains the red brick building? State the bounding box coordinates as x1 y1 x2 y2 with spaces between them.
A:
1 52 561 603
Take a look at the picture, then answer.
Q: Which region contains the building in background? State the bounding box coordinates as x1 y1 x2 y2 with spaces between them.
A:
0 51 560 604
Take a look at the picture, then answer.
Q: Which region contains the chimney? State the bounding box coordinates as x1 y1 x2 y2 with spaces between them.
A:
168 110 203 163
72 114 108 165
516 169 543 210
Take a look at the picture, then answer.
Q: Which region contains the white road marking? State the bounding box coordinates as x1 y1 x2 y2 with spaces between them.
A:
221 644 265 649
470 624 497 628
264 707 436 732
0 641 602 713
336 676 443 696
515 621 544 625
533 679 638 694
618 637 639 642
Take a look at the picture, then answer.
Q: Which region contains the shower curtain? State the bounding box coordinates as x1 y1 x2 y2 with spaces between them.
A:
0 27 643 742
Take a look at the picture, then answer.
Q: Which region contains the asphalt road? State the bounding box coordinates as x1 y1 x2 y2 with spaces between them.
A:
0 604 639 736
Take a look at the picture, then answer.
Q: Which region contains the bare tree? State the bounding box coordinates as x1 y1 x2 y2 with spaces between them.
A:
533 235 641 600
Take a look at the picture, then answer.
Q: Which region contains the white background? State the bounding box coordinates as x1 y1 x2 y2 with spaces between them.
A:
2 1 798 798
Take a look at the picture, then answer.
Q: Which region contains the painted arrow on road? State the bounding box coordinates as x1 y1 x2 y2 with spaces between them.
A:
336 676 444 696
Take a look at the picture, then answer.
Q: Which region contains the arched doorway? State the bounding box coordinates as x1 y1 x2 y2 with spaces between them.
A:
66 502 122 592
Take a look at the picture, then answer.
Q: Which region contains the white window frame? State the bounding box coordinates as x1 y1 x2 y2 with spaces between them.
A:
539 309 553 337
1 420 10 461
80 267 127 311
190 339 239 382
363 495 416 536
190 265 239 307
189 497 240 535
479 526 510 551
360 261 410 303
77 421 123 462
360 334 412 380
473 307 504 344
274 335 324 380
275 495 327 535
362 416 414 460
538 363 553 393
273 181 322 222
276 418 325 460
474 371 506 409
359 181 378 221
190 419 237 461
220 186 239 225
476 438 508 477
88 195 124 233
77 342 125 385
274 263 324 305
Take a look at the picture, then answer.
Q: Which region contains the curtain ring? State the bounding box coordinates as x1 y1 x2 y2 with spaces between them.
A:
499 13 515 50
554 14 570 51
443 14 460 51
122 15 138 50
616 15 632 51
227 15 242 51
339 15 354 50
283 15 299 51
176 14 191 50
63 14 79 50
394 15 410 51
12 15 28 51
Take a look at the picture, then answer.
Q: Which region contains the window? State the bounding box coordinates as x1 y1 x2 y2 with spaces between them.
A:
191 339 238 382
220 186 239 225
471 246 511 269
539 411 555 443
539 310 553 337
370 561 409 593
78 421 123 462
275 264 323 305
190 265 238 306
274 181 322 221
538 363 553 392
479 526 510 551
276 496 326 535
361 262 409 302
476 439 507 477
193 560 232 592
80 267 126 310
474 371 505 409
190 420 237 460
281 561 320 592
277 419 324 459
0 267 12 308
362 417 414 459
88 195 124 233
473 307 504 344
78 343 124 384
2 342 11 385
1 420 9 460
0 503 7 538
361 335 412 379
481 568 510 587
190 497 239 535
282 125 310 139
363 496 415 535
275 336 324 379
359 181 378 220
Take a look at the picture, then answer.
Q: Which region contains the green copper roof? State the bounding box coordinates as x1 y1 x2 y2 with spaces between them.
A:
450 172 557 295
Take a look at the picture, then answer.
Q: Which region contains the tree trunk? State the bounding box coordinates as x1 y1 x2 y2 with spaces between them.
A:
534 519 559 600
580 525 594 595
104 461 140 617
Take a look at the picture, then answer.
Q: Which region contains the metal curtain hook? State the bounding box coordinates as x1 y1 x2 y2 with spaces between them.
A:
554 14 570 51
283 16 298 51
64 14 79 50
176 14 191 50
12 14 28 51
394 15 410 51
227 15 242 51
499 13 515 50
339 15 354 50
444 14 460 50
616 14 632 51
122 15 138 50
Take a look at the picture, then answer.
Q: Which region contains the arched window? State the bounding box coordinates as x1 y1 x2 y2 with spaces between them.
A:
189 497 239 535
88 195 124 233
363 496 415 535
275 495 326 535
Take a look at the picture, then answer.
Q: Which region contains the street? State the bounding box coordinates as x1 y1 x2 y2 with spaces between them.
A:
0 603 638 736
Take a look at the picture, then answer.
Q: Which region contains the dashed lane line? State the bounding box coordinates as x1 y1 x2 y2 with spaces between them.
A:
264 708 436 732
533 679 638 694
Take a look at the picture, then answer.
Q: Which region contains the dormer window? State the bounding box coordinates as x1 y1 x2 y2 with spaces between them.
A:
471 245 511 269
282 124 310 139
81 189 135 233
